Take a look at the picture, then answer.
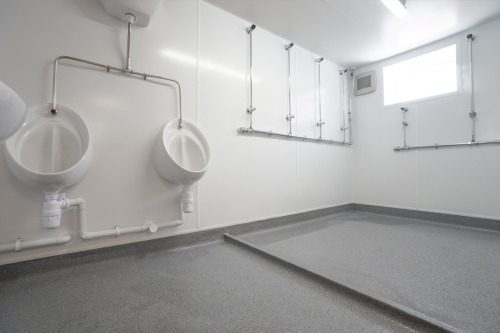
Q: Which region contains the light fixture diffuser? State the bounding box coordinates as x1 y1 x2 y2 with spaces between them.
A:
381 0 407 18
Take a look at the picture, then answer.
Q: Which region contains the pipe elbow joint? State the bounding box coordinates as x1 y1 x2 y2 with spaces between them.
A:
56 235 72 244
76 198 86 210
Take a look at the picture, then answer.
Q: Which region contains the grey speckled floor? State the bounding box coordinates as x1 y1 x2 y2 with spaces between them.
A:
2 241 431 333
238 211 500 333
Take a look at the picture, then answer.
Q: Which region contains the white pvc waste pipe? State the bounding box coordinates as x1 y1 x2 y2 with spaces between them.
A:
0 196 184 252
0 235 72 253
66 198 184 240
66 198 184 239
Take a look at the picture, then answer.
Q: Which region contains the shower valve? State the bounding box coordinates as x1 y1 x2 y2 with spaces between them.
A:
286 115 295 121
402 121 408 126
247 107 256 114
469 111 477 118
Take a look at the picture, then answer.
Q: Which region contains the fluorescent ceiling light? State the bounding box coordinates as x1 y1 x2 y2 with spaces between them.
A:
381 0 407 18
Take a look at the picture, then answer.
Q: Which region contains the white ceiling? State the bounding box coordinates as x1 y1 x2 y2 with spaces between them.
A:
205 0 500 68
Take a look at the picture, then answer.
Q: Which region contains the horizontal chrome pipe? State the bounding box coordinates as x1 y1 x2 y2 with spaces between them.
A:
238 127 350 145
51 55 184 127
394 140 500 151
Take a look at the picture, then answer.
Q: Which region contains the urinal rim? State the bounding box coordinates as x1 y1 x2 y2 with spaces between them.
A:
161 118 211 174
4 103 92 177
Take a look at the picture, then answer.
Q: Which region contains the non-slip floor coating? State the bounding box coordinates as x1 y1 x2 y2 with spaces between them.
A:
2 241 430 333
238 211 500 333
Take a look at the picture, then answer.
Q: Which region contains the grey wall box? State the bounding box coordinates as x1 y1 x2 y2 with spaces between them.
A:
354 70 376 96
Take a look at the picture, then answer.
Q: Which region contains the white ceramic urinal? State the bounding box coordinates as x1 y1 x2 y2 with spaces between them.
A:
4 103 92 194
154 119 210 213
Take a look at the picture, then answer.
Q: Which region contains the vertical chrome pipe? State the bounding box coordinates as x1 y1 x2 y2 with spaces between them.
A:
246 24 256 129
248 27 253 106
339 70 347 143
401 107 409 147
467 34 476 143
348 68 355 145
315 57 325 139
124 13 136 73
126 21 132 71
51 57 60 114
285 43 294 135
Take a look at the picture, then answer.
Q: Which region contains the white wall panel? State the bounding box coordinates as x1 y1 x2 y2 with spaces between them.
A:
0 0 200 264
297 142 352 211
318 60 343 142
251 28 289 134
353 18 500 219
353 94 418 208
417 147 500 218
0 0 352 264
296 47 317 139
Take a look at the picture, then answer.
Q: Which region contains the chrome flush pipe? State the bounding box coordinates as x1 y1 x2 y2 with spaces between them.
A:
51 56 183 126
285 42 294 135
246 24 256 129
50 14 184 126
315 57 325 140
467 34 476 143
124 13 136 73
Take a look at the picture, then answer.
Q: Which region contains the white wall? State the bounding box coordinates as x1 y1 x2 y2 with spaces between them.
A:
0 0 352 264
353 18 500 220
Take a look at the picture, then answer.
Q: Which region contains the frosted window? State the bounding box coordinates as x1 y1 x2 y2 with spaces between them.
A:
383 45 457 105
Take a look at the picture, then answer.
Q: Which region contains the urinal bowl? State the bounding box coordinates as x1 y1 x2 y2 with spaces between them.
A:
0 80 27 143
154 119 210 186
4 103 92 194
